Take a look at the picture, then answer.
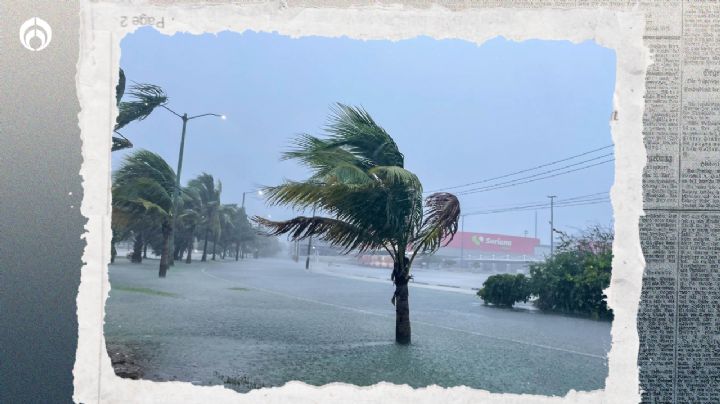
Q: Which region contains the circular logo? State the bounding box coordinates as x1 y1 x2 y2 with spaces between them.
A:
19 17 52 51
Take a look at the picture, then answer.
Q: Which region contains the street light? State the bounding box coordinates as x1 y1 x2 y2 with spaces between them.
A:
162 105 225 269
241 189 264 210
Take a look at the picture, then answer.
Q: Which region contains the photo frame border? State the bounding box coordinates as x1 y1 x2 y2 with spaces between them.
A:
74 3 649 403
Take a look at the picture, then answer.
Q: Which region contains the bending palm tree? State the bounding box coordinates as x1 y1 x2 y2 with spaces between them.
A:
254 104 460 344
187 173 222 262
112 150 176 277
176 186 203 263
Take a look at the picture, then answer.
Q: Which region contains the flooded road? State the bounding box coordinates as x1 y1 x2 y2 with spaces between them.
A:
104 257 611 396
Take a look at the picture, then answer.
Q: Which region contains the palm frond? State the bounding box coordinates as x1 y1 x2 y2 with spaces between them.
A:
116 68 126 106
114 83 168 131
112 134 133 152
113 150 176 193
411 192 461 254
283 134 371 175
324 104 404 168
253 215 384 253
368 166 422 191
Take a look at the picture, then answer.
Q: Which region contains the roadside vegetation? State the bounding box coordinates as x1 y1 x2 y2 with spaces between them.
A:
111 150 279 277
477 226 614 320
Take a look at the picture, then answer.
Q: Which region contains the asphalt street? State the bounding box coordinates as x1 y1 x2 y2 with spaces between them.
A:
104 257 611 395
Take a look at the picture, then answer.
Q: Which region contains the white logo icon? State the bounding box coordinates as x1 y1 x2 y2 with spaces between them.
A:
19 17 52 51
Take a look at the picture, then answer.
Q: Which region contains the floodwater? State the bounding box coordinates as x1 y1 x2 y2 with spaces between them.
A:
104 257 611 395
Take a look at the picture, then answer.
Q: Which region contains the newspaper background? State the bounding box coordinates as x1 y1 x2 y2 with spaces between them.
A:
72 1 716 403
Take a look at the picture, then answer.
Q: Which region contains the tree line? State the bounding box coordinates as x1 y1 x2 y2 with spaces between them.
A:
111 150 276 277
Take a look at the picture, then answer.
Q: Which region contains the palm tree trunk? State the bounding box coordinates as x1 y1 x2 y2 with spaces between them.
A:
186 225 196 263
169 238 175 267
131 233 143 263
159 222 171 278
394 282 411 344
110 242 117 264
202 228 210 262
143 241 148 259
235 243 240 261
392 256 411 345
212 232 218 260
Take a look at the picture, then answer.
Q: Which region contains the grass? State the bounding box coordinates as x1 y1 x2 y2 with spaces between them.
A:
228 287 251 292
112 285 178 297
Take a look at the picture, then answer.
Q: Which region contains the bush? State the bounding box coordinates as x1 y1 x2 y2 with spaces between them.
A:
529 226 614 320
477 274 531 308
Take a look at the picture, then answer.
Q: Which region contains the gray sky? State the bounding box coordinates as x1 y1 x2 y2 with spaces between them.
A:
115 28 616 244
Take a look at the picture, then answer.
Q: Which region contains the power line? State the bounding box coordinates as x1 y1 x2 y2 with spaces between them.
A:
463 192 608 216
456 154 613 195
427 144 614 193
457 159 614 196
459 191 608 212
463 198 610 216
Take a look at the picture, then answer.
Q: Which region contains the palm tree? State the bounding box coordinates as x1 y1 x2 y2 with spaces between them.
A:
212 204 235 260
112 68 168 152
112 150 176 277
215 205 254 260
254 104 460 344
175 186 203 263
233 208 254 260
187 173 222 262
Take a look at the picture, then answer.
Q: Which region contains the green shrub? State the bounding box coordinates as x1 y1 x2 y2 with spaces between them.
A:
477 273 531 308
529 226 614 320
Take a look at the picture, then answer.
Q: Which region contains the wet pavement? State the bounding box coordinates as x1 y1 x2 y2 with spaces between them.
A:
104 257 611 395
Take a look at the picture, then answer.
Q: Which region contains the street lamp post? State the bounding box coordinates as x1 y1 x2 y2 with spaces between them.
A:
241 189 263 210
163 105 225 269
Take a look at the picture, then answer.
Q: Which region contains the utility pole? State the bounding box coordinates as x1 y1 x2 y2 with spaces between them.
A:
548 195 556 256
305 205 316 270
460 214 465 268
534 210 538 239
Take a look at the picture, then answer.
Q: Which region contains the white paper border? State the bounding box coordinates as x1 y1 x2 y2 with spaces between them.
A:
75 2 649 403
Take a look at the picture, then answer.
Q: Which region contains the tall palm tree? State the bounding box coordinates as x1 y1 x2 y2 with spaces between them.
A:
254 104 460 344
233 208 254 260
112 68 168 152
175 186 203 263
216 205 254 260
112 150 176 277
187 173 222 262
212 204 235 260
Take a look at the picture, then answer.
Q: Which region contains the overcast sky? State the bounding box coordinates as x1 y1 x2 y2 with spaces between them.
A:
115 28 616 245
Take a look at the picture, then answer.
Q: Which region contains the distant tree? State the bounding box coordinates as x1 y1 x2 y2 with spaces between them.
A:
529 225 613 320
187 173 222 262
477 274 531 308
173 185 203 263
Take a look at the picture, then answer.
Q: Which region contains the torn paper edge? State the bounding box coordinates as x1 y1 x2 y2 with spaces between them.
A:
74 2 649 403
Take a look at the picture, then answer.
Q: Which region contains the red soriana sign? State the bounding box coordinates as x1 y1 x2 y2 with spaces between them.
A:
442 232 540 255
